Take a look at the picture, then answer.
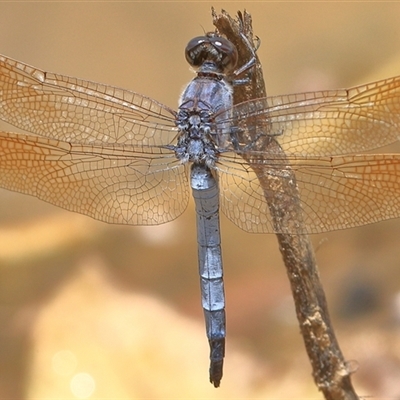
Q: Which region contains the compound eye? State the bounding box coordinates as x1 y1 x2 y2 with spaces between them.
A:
185 35 238 73
185 36 209 68
209 36 238 73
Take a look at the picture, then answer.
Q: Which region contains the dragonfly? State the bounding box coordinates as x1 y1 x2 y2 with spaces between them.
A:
1 30 400 388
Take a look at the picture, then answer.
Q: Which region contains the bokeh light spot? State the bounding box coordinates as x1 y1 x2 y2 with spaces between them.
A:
70 372 96 399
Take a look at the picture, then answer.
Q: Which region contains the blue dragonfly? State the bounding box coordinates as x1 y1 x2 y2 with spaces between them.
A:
1 30 400 387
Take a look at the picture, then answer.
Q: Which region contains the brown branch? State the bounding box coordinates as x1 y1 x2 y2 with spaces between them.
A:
212 8 359 399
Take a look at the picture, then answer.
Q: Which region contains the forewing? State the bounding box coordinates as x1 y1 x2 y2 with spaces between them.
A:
223 76 400 156
0 53 178 146
0 131 188 225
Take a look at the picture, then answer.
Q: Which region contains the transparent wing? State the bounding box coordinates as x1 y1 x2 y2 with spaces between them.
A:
214 76 400 233
3 52 400 233
217 151 400 234
0 131 188 225
0 53 178 146
218 76 400 156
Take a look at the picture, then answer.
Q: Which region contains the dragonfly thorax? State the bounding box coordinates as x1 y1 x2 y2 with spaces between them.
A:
175 52 234 167
175 109 218 166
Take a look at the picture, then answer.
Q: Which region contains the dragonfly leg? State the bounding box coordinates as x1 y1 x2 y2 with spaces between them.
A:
230 32 259 86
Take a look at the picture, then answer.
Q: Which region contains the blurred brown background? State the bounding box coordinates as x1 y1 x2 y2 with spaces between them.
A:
1 2 400 399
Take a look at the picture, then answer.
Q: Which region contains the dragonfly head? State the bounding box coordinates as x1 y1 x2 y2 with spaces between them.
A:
185 33 238 75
